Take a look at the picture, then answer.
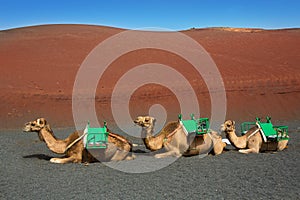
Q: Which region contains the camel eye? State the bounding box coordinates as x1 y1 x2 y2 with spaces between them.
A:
145 119 149 123
227 124 231 127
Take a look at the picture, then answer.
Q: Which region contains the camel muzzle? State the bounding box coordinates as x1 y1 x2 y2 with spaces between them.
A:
22 126 30 132
220 124 226 132
23 122 33 132
133 120 144 127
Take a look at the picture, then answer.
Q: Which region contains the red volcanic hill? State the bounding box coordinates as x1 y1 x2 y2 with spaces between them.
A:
0 24 300 129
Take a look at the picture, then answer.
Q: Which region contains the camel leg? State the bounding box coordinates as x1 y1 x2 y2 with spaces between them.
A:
154 150 181 158
154 145 181 158
238 148 259 154
239 135 261 154
50 156 77 164
211 133 226 155
213 141 226 155
154 141 182 158
110 150 131 161
277 140 288 151
125 153 136 161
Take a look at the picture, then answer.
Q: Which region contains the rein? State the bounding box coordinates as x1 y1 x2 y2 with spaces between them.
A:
64 132 87 153
108 132 129 144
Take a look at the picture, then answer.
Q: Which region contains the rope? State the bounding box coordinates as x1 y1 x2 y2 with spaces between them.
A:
64 132 87 153
247 127 261 141
63 131 130 153
163 124 182 143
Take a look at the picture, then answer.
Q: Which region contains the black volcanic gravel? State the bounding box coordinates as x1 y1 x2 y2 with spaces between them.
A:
1 127 299 200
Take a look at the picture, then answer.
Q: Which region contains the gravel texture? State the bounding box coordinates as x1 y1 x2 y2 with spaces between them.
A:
1 128 299 200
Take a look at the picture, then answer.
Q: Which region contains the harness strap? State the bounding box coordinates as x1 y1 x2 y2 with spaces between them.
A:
163 124 182 143
247 128 261 140
108 132 130 144
64 132 87 153
64 131 130 153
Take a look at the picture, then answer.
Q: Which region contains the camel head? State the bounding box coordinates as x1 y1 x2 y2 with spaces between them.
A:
134 116 156 128
221 120 236 134
23 118 53 141
23 118 48 132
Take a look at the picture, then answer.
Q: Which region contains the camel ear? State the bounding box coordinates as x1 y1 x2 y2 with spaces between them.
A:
37 118 47 126
152 118 156 125
144 116 150 122
232 120 235 125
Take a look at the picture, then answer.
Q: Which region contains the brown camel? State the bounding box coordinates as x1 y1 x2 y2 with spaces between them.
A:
221 120 289 154
134 116 226 158
23 118 135 164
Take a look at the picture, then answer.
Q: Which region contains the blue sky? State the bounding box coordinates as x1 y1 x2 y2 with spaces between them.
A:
1 0 299 31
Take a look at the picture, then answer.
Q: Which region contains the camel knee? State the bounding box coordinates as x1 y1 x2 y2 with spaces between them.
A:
213 141 226 155
125 153 136 160
213 148 223 155
277 140 288 151
124 143 132 152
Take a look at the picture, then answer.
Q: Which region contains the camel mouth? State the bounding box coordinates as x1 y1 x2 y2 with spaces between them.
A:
220 124 226 132
135 122 145 127
22 126 31 132
133 120 144 127
23 122 35 132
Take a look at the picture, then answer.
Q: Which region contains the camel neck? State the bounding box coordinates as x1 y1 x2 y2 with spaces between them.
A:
40 128 57 142
141 125 165 151
141 126 154 138
39 128 66 154
39 128 57 147
226 129 238 141
226 129 247 149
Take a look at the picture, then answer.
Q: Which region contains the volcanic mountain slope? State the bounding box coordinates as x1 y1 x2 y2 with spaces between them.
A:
0 24 299 128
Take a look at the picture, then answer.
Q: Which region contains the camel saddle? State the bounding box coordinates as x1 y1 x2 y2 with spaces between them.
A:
83 121 109 149
179 114 210 136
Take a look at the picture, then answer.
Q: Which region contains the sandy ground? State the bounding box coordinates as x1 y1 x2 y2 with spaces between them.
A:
1 127 299 199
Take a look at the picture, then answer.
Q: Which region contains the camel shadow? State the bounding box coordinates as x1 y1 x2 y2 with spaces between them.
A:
132 148 167 157
23 154 53 161
132 149 148 154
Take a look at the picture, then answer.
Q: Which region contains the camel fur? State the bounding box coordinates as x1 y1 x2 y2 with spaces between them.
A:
221 120 288 154
134 116 226 158
23 118 135 164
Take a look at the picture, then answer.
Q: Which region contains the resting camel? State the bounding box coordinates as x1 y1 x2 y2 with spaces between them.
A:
23 118 135 164
134 116 226 158
221 120 289 154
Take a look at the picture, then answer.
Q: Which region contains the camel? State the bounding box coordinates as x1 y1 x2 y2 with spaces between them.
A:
23 118 135 164
134 116 226 158
221 120 289 154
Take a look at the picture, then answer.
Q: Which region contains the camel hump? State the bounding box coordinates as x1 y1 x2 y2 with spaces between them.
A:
108 132 131 145
161 121 179 134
